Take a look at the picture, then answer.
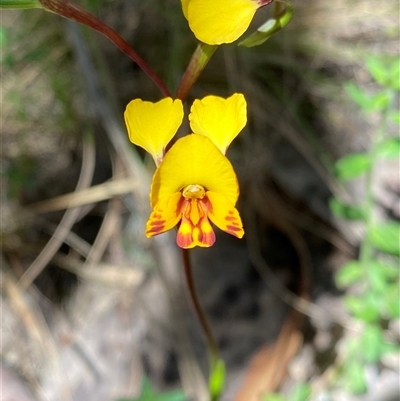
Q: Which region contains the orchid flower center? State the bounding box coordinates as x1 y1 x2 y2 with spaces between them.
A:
182 184 206 200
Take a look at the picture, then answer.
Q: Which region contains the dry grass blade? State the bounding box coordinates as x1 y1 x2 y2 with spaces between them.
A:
53 252 144 288
27 177 138 215
2 259 72 401
17 136 96 291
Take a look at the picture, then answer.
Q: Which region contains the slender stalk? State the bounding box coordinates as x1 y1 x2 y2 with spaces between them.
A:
39 0 171 97
181 249 219 368
176 43 217 100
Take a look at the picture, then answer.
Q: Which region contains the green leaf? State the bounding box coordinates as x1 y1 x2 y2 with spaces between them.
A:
377 137 400 159
389 58 400 90
368 222 400 256
369 91 391 111
209 358 226 401
335 153 371 181
344 293 380 322
345 82 372 110
343 359 367 394
0 0 41 8
371 260 399 280
239 1 293 47
290 383 312 401
330 198 365 220
262 395 285 401
389 111 400 125
367 262 388 293
381 341 400 355
366 56 389 86
336 260 363 288
360 325 384 363
117 378 187 401
384 285 400 318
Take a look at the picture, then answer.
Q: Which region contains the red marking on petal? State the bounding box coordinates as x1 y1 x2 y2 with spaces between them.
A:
147 225 165 235
149 220 165 226
227 225 242 232
152 213 163 219
228 210 234 215
198 228 215 246
225 215 236 221
201 196 213 213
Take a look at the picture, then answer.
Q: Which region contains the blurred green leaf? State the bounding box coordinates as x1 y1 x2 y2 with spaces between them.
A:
389 57 400 90
381 340 400 355
262 394 285 401
345 82 372 110
360 325 384 363
368 222 400 256
389 110 400 125
117 378 187 401
369 91 391 111
344 293 380 322
209 358 226 401
336 260 363 288
377 137 400 159
371 260 399 280
367 262 387 293
366 56 389 86
330 198 365 220
335 153 371 181
0 0 41 8
0 24 8 47
290 383 312 401
343 359 367 394
384 285 400 318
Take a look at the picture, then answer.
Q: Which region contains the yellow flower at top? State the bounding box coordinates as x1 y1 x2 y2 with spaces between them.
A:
181 0 272 45
124 93 247 248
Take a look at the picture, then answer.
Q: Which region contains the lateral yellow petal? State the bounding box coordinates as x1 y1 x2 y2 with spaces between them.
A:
189 94 247 154
187 0 258 44
150 135 239 208
181 0 189 19
145 192 183 237
124 98 184 165
206 191 244 238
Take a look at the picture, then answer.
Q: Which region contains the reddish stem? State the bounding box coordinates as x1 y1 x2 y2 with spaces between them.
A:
40 0 171 97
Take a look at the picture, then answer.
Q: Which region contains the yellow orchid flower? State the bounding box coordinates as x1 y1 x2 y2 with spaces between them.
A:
124 93 247 248
181 0 273 45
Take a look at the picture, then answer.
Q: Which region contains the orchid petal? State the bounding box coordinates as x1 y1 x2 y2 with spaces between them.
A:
145 192 183 237
189 94 247 154
206 191 244 238
124 98 184 165
150 135 239 208
187 0 259 44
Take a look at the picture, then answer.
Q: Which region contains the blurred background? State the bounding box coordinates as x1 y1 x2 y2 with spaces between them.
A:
1 1 399 400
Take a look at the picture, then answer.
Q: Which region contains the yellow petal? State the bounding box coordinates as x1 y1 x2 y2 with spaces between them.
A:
206 191 244 238
150 135 239 208
189 94 247 154
187 0 259 44
124 98 184 165
145 192 183 237
181 0 189 19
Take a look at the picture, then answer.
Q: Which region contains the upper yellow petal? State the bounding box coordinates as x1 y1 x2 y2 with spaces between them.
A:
187 0 259 44
124 98 184 165
181 0 189 19
150 134 239 208
189 93 247 154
